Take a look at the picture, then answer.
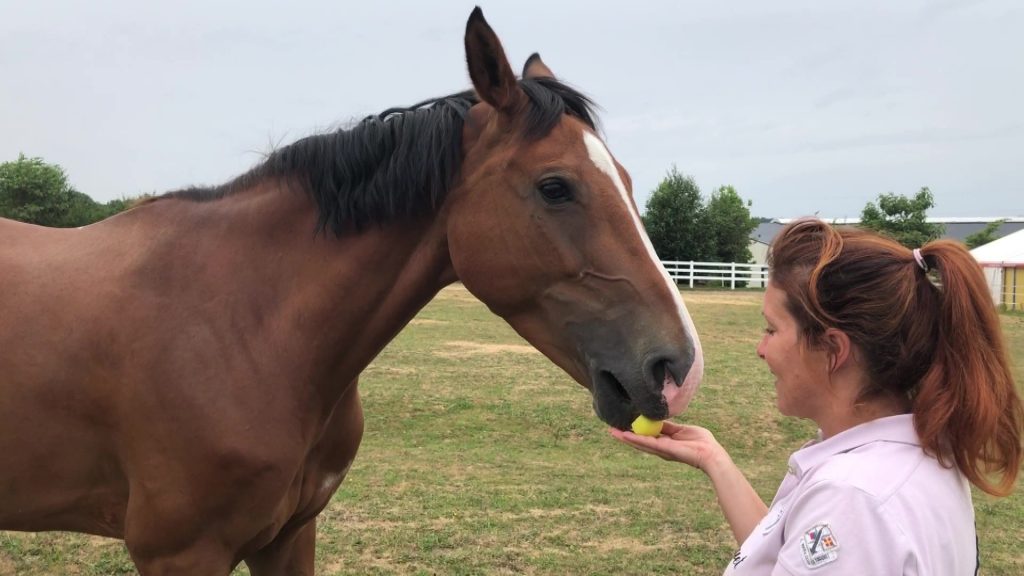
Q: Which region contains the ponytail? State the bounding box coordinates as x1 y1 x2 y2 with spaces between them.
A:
913 240 1023 496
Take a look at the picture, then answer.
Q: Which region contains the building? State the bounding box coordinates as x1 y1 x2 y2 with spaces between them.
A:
749 217 1024 267
971 228 1024 311
749 221 785 266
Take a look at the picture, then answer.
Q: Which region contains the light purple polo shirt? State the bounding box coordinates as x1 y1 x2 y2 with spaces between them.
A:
723 414 977 575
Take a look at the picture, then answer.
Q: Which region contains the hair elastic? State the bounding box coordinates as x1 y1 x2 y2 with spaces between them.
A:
913 248 929 272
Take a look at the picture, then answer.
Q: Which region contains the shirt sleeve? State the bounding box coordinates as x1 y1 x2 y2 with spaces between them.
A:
770 479 912 575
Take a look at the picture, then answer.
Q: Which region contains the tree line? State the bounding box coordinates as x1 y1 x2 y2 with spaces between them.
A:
643 169 1001 261
0 154 132 227
2 154 999 254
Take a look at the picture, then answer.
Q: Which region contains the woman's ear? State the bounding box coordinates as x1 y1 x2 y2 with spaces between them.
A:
822 328 853 374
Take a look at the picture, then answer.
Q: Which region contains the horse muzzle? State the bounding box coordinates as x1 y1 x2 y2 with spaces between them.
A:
589 344 702 431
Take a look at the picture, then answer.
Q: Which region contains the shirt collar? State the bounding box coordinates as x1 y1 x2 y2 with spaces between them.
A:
788 414 919 478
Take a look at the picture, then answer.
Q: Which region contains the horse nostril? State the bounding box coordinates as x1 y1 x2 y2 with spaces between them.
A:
641 345 701 419
650 359 671 387
646 352 690 389
598 370 630 404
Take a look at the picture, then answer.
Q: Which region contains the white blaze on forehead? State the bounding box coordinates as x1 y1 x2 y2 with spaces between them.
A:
581 131 704 402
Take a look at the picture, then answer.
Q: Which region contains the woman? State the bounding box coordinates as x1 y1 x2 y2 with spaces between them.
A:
612 218 1022 575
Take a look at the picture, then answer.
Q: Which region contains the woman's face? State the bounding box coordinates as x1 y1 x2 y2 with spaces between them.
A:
756 284 831 421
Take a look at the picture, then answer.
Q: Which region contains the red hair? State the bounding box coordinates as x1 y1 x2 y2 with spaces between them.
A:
769 218 1022 496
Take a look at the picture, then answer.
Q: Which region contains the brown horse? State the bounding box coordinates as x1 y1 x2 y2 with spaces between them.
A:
0 8 702 575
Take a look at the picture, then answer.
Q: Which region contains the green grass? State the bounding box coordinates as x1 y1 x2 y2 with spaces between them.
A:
2 287 1022 575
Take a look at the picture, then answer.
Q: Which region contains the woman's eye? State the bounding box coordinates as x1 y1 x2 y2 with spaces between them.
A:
763 327 775 335
537 178 573 204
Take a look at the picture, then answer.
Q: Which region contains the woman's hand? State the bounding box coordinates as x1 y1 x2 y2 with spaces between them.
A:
611 421 768 543
609 421 727 474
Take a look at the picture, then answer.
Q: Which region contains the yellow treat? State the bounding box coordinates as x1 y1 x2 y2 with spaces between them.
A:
630 415 664 437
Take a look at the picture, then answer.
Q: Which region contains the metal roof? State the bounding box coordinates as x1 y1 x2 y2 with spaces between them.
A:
751 218 1024 245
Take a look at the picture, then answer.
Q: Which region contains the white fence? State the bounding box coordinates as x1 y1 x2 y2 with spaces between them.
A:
662 261 769 289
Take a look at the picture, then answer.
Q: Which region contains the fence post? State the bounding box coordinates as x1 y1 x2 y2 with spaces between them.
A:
689 261 694 289
730 263 736 289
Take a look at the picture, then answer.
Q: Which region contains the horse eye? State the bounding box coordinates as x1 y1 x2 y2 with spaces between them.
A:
537 178 573 204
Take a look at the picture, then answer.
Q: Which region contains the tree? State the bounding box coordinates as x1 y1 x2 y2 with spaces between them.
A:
965 219 1006 249
705 185 757 263
0 154 129 227
0 154 74 226
642 167 710 261
57 189 132 227
860 187 944 248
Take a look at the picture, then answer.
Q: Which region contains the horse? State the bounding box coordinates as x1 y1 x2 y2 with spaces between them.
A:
0 8 703 575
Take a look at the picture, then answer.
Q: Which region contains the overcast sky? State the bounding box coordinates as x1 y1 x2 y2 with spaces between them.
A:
2 0 1022 219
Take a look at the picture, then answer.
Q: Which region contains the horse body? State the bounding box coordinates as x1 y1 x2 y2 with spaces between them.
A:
0 9 703 574
0 185 444 566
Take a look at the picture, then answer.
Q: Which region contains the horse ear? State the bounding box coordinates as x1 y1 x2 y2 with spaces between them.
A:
464 7 524 113
522 53 555 79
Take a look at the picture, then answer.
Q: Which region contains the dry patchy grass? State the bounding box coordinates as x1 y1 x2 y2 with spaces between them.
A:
2 285 1021 575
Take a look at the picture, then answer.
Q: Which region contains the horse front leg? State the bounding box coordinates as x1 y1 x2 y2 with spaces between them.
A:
244 518 317 576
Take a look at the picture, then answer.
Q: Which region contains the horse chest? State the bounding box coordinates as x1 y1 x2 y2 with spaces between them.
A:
281 392 363 525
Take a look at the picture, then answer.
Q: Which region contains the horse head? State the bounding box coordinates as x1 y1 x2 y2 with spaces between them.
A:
445 8 704 431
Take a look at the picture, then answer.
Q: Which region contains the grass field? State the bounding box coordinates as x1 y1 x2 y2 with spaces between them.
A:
2 286 1022 575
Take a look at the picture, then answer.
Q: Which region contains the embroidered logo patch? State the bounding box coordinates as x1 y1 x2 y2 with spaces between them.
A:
800 523 840 569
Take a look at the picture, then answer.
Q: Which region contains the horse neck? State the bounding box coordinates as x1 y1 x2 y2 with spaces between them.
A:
194 180 456 391
306 215 458 377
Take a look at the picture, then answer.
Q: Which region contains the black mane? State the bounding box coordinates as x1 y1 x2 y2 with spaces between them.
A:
164 77 598 235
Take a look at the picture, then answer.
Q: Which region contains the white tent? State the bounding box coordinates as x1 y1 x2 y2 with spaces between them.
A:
971 228 1024 310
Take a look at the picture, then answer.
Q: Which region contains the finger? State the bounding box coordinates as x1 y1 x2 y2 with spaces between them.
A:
608 427 633 442
610 428 654 447
614 432 684 459
667 424 712 442
661 420 687 434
